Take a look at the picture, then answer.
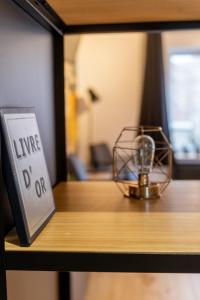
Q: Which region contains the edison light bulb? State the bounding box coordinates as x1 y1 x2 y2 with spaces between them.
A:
134 134 155 187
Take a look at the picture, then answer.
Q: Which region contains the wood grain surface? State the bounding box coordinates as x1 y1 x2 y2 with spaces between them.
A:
47 0 200 25
5 181 200 254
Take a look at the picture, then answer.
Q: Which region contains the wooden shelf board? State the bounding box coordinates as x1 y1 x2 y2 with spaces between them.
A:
47 0 200 25
5 181 200 254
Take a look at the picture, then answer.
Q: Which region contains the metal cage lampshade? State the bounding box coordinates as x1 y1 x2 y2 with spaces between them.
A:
113 126 172 200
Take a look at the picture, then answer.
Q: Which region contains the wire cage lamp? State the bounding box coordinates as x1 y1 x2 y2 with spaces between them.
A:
113 126 172 200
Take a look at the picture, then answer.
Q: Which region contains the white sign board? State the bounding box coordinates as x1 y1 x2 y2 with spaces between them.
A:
1 108 55 246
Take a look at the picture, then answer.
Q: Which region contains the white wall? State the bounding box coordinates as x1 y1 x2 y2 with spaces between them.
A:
76 33 147 165
64 35 80 62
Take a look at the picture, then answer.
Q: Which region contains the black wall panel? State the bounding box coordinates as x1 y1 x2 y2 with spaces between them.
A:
0 0 56 185
0 0 61 235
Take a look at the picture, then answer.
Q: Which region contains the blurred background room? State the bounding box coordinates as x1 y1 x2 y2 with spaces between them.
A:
65 30 200 182
64 31 200 300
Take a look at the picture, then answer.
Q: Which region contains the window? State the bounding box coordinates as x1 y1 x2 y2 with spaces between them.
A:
168 50 200 160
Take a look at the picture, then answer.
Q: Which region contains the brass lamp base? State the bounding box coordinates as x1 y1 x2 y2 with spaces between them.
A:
128 183 160 200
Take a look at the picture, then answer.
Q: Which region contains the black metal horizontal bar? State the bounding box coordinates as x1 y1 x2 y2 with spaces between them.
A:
65 20 200 34
12 0 65 35
5 251 200 273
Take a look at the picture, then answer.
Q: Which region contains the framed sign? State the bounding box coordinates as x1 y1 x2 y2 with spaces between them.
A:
0 108 55 246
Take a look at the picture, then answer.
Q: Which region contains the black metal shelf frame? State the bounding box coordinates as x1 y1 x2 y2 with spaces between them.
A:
65 20 200 34
5 251 200 274
13 0 200 34
13 0 65 35
1 1 67 300
1 1 200 300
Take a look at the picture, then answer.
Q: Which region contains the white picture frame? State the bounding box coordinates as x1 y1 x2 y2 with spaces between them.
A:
0 108 55 246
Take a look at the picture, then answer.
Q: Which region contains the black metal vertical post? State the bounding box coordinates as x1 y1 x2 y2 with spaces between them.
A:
58 272 70 300
0 137 7 300
53 33 67 182
53 32 69 300
0 271 7 300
